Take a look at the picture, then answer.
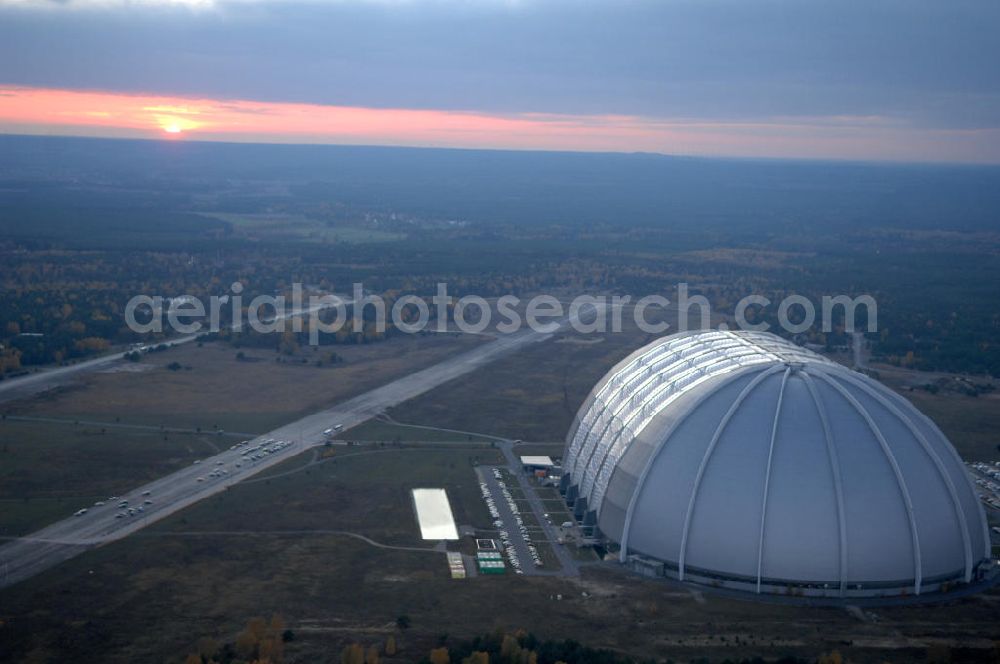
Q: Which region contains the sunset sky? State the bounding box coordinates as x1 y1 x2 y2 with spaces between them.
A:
2 0 999 163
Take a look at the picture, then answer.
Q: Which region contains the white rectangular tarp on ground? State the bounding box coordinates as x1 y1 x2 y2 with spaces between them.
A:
412 488 459 540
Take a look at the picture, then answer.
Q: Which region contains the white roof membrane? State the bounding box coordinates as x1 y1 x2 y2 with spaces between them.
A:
563 331 989 597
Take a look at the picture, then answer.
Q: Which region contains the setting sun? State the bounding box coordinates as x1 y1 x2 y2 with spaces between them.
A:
154 110 201 136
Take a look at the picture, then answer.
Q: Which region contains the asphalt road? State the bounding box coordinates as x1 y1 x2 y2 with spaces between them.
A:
0 345 165 405
0 300 345 406
0 306 599 589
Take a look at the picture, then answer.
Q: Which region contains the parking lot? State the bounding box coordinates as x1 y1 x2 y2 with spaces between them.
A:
968 461 1000 513
476 466 549 575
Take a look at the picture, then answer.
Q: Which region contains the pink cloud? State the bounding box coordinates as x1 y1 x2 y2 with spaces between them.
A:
0 86 997 163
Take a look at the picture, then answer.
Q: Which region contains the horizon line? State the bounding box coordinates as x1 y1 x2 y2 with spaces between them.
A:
3 130 999 170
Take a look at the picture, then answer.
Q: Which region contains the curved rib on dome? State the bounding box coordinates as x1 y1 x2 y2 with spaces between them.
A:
562 331 990 598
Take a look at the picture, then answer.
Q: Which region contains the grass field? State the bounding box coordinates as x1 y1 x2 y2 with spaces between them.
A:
337 419 495 444
3 444 1000 664
387 325 659 442
875 365 1000 462
5 333 485 435
906 391 1000 462
0 419 215 535
164 447 502 543
0 333 483 534
199 212 405 244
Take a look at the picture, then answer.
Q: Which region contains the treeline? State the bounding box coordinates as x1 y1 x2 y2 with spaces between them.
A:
417 630 652 664
183 622 841 664
197 293 456 355
3 179 999 377
182 614 292 664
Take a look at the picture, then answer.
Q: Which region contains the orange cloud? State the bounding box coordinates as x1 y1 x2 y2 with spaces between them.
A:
0 86 997 163
0 86 665 150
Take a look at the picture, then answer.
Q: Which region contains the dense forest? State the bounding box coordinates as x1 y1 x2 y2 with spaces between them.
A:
1 135 998 377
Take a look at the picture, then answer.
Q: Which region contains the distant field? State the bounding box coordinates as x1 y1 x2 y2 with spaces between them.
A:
904 391 1000 462
6 333 485 434
199 212 405 244
875 365 1000 462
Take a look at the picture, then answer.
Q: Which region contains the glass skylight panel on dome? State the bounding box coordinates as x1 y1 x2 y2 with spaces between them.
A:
567 331 833 493
587 346 773 510
569 335 706 481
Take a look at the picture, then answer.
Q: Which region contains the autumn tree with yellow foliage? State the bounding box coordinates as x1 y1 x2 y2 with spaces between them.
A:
342 643 366 664
429 646 451 664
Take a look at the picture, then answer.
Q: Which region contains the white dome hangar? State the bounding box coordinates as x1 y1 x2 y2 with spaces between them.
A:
561 331 990 598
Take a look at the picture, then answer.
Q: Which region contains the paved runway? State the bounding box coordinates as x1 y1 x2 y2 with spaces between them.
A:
0 307 599 589
0 301 343 406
